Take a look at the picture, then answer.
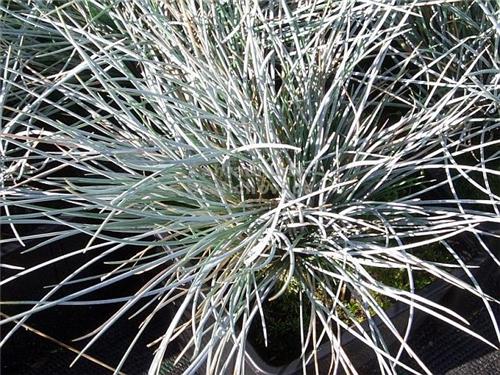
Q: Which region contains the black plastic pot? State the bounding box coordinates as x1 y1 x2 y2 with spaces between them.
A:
222 255 492 375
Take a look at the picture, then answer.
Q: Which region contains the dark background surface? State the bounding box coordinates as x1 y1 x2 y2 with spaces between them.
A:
0 227 187 375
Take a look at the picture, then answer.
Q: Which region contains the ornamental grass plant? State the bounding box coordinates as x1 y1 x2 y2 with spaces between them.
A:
1 1 499 374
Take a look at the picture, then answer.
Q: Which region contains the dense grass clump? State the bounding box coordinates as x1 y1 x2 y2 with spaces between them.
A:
1 1 499 374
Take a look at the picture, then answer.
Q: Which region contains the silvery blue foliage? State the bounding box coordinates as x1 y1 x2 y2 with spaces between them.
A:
1 1 499 374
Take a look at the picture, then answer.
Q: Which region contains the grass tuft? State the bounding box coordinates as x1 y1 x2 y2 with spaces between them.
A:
1 1 499 374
